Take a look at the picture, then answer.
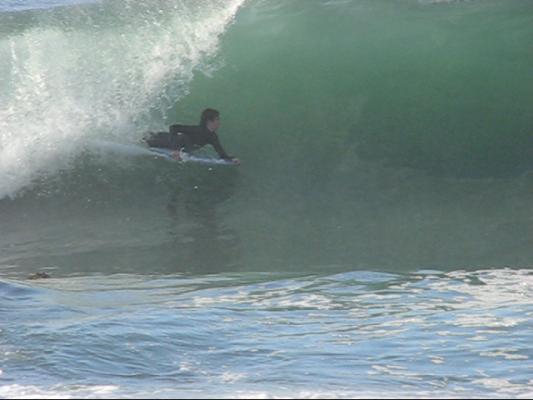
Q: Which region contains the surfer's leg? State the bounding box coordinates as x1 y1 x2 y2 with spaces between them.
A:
144 132 174 149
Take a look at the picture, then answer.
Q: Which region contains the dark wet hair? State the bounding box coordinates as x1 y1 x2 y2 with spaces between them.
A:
200 108 220 128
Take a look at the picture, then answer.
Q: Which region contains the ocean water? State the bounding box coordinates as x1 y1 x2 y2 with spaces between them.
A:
0 0 532 398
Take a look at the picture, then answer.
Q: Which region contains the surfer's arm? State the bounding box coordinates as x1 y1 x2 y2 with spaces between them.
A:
209 133 233 160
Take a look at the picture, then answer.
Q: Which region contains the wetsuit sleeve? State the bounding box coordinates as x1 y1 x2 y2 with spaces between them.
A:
209 133 232 160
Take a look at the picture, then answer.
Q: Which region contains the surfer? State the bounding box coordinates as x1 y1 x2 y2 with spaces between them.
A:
144 109 239 164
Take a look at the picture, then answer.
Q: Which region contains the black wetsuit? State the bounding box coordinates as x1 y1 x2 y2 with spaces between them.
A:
145 124 232 160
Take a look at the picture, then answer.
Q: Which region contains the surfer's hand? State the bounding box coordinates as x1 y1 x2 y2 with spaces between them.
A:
231 158 240 165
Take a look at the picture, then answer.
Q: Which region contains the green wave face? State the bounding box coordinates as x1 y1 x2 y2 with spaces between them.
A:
162 0 533 270
177 0 533 178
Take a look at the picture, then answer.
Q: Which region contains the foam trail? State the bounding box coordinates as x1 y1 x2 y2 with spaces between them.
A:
88 140 155 158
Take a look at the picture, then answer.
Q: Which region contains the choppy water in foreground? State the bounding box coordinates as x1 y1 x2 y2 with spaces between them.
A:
1 269 532 398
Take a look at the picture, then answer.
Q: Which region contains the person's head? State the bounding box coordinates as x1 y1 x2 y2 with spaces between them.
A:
200 108 220 131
